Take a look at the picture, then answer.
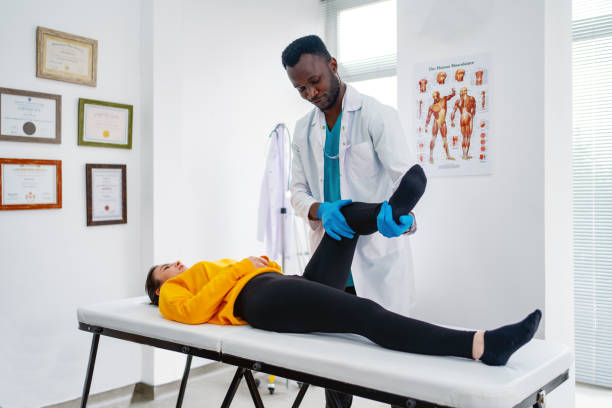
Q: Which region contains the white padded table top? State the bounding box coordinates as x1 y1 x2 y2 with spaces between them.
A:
221 327 571 408
78 297 572 408
77 296 236 353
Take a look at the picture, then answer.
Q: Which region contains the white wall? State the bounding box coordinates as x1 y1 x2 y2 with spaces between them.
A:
0 1 145 407
0 0 322 402
144 0 321 386
544 0 574 351
398 1 547 331
177 0 321 263
139 0 156 387
399 3 574 389
544 1 575 404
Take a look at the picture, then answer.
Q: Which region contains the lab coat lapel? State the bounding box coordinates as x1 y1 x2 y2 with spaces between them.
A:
309 109 326 196
338 85 362 199
311 109 326 150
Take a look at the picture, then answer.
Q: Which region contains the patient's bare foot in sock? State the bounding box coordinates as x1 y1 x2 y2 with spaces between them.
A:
475 310 542 366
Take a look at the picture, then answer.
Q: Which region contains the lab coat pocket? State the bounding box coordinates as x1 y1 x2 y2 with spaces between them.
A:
346 142 379 179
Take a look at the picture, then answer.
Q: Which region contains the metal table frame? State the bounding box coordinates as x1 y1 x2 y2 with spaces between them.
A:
78 323 569 408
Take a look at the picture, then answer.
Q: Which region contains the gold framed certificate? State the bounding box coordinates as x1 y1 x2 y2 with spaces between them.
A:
36 26 97 87
86 164 127 226
78 99 133 149
0 88 61 144
0 158 62 210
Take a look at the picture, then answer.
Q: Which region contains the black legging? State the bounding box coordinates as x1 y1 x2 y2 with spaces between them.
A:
234 202 474 359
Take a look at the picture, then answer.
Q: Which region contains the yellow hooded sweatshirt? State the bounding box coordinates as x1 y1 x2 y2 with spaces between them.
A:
159 256 282 325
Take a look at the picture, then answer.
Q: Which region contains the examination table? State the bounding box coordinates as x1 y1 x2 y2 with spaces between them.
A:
77 296 572 408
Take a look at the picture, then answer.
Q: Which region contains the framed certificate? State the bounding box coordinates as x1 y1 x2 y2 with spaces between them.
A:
36 26 97 87
78 99 133 149
0 158 62 210
86 164 127 226
0 88 61 144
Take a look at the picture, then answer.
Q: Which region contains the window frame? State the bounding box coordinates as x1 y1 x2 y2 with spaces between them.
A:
572 5 612 389
322 0 397 83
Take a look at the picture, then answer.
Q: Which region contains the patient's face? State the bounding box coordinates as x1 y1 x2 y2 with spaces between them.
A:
154 261 187 295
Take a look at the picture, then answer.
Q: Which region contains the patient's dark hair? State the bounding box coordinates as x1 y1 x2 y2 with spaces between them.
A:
145 265 160 306
281 35 331 69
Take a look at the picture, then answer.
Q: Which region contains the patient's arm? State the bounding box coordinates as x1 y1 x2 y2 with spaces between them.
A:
159 259 254 324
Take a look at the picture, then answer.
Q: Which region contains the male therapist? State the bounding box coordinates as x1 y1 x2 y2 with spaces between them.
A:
282 35 417 408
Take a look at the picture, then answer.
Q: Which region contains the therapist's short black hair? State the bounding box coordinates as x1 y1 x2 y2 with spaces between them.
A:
282 35 332 68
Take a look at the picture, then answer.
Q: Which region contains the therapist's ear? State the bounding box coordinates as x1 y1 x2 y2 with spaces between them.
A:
328 57 338 74
155 288 160 296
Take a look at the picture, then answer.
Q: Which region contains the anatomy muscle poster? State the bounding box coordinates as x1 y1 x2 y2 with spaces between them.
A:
414 53 491 176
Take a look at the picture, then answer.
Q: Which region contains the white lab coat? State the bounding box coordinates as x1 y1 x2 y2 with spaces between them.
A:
257 124 294 263
290 85 417 316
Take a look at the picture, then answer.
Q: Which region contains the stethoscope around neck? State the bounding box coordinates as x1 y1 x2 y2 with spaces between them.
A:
324 137 350 160
324 149 340 160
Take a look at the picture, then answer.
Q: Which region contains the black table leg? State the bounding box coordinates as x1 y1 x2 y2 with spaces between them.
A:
244 369 265 408
176 354 193 408
221 367 246 408
291 383 309 408
80 333 100 408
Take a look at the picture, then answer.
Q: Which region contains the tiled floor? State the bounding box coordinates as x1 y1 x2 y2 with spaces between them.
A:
122 368 611 408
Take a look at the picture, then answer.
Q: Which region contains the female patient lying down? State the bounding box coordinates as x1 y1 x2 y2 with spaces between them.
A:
145 165 541 366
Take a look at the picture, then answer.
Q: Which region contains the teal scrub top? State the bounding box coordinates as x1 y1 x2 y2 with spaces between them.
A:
323 112 354 288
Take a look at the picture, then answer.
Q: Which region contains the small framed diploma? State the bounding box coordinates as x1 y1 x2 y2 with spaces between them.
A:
0 88 61 144
0 158 62 210
86 164 127 226
36 26 97 87
78 99 133 149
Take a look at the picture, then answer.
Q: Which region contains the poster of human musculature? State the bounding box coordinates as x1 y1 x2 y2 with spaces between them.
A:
414 53 491 176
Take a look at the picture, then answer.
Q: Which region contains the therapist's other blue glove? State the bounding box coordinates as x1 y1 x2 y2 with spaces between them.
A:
317 199 356 241
377 201 413 238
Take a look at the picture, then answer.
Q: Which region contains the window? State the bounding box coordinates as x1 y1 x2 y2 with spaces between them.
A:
572 0 612 388
322 0 397 107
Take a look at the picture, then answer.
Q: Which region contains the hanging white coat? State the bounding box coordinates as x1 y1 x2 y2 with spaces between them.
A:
257 124 294 263
290 85 417 316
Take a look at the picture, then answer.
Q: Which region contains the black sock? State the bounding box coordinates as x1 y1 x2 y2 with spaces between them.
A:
388 164 427 223
480 309 542 366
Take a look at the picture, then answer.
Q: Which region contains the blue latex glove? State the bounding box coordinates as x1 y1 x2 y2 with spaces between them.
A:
377 201 413 238
317 199 355 241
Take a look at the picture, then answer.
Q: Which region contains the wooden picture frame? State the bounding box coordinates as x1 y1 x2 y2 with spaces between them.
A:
36 26 98 87
0 158 62 210
78 98 133 149
0 87 61 144
86 164 127 226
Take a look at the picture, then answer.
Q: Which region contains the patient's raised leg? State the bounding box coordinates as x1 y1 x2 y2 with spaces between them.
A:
301 164 427 290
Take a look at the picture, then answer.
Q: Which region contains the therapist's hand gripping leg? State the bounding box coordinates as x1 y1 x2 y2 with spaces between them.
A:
377 164 427 238
317 199 356 241
377 201 413 238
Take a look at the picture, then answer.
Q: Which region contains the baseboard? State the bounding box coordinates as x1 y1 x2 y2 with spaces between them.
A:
43 384 136 408
44 361 226 408
132 361 226 401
